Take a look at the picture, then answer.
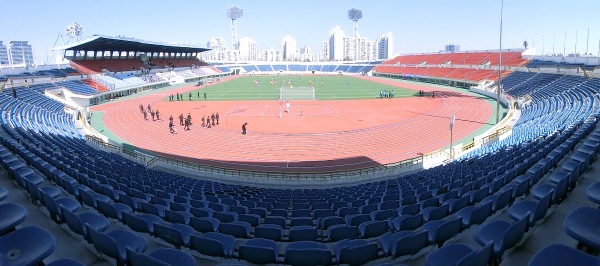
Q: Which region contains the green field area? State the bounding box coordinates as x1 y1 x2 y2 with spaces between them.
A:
167 75 417 101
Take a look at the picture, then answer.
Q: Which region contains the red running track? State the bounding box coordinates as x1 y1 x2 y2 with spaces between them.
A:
92 76 493 173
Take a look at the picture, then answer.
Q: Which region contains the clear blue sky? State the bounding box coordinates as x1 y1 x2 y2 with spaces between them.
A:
2 0 600 63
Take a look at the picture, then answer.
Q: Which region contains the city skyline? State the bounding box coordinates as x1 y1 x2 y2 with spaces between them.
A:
2 0 600 64
201 27 391 62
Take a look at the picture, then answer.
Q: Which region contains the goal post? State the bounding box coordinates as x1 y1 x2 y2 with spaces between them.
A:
279 86 315 100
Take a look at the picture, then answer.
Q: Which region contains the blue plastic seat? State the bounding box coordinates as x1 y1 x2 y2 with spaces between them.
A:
255 224 284 241
164 210 191 225
390 230 428 258
358 220 388 238
0 226 56 266
319 216 344 229
0 187 8 201
422 204 449 222
229 205 248 215
389 213 423 231
564 207 600 251
119 194 146 211
61 206 110 241
379 231 414 256
345 214 370 226
586 182 600 207
508 190 552 229
337 206 358 217
313 209 336 219
270 209 287 217
264 216 286 228
97 200 133 221
528 244 600 266
122 212 163 235
474 214 529 264
140 202 167 218
291 217 313 227
370 209 395 221
189 232 235 258
126 247 196 266
481 187 513 213
327 224 358 242
79 187 110 209
248 207 268 218
446 195 470 214
335 239 378 266
190 207 213 218
0 203 28 236
189 216 219 233
426 242 493 266
285 241 331 266
422 217 462 247
212 211 238 223
46 258 86 266
234 213 258 227
40 189 81 223
455 201 492 229
218 221 251 238
292 209 311 218
289 225 318 241
239 238 279 265
87 225 148 266
153 223 195 249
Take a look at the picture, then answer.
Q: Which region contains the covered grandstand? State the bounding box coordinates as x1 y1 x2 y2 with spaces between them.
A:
2 41 600 266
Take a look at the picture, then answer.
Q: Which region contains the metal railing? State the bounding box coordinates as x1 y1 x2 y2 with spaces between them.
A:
85 133 422 180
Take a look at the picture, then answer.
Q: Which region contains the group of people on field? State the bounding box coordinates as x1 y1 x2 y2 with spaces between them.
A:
139 104 160 121
380 90 395 98
168 91 207 101
168 112 220 134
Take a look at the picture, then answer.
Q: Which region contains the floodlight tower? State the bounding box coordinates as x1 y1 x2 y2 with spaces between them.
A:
348 8 363 60
227 6 244 51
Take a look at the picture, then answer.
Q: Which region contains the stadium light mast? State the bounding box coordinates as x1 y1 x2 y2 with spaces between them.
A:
496 0 504 124
348 8 363 61
227 6 244 51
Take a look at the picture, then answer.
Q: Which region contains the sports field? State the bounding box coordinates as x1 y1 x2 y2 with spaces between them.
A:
92 74 496 172
170 75 416 101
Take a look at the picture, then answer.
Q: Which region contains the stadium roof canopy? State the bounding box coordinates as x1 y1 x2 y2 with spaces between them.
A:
53 35 209 53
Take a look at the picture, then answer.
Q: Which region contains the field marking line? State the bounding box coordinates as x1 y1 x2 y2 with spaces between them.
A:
323 104 331 115
260 105 269 117
213 90 231 100
331 105 341 116
362 89 377 96
224 104 240 116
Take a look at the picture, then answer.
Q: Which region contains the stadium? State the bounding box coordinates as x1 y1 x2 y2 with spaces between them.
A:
2 2 600 266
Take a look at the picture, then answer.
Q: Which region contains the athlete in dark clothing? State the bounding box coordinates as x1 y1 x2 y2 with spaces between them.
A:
242 122 247 135
169 120 176 133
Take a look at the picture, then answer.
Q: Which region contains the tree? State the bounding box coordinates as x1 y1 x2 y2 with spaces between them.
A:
523 41 529 49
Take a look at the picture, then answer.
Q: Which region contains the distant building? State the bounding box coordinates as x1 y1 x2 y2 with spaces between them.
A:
0 41 8 65
300 46 313 62
377 33 393 60
445 44 460 53
323 27 392 61
9 41 34 66
238 37 258 61
200 37 228 61
321 41 330 61
282 35 298 61
263 47 284 62
328 26 346 61
344 35 378 61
